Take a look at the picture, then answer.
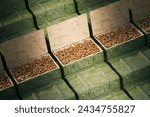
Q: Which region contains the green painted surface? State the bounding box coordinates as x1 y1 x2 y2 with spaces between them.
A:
23 79 75 100
0 0 35 43
109 47 150 86
95 90 130 100
23 93 39 100
76 0 118 14
0 0 26 17
28 0 77 29
63 51 104 76
15 68 61 95
125 79 150 100
66 62 120 100
38 13 78 29
108 47 150 100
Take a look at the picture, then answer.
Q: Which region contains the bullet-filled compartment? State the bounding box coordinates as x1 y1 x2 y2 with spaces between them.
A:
90 0 150 99
47 14 130 100
10 55 57 84
0 56 17 99
48 14 104 76
97 25 141 49
54 39 100 65
130 0 150 47
90 0 145 59
0 30 75 100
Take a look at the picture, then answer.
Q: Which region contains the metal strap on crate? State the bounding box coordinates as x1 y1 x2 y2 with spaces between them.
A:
90 0 130 36
131 0 150 22
0 30 47 68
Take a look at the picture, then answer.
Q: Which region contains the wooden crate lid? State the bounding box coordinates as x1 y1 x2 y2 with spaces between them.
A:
131 0 150 22
47 14 89 51
90 0 130 36
0 30 47 68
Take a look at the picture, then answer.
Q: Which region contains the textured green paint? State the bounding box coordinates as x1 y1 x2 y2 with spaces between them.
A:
38 13 78 29
0 0 25 17
0 11 35 41
125 79 150 100
23 79 75 100
66 62 120 100
95 90 130 100
23 93 39 100
109 47 150 86
0 0 35 42
76 0 118 13
28 0 77 28
27 0 48 7
63 51 104 76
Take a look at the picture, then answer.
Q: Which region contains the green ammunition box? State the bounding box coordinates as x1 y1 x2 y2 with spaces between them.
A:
131 0 150 47
90 0 145 59
0 30 61 94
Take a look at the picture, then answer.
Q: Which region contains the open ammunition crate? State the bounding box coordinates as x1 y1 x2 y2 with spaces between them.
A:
0 30 65 96
28 0 77 29
48 14 103 76
131 0 150 47
90 0 145 59
0 0 35 42
47 14 129 100
0 56 16 99
90 0 150 97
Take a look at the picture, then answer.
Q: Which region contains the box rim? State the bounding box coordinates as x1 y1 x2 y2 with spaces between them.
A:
94 23 144 50
53 38 103 66
9 54 60 84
